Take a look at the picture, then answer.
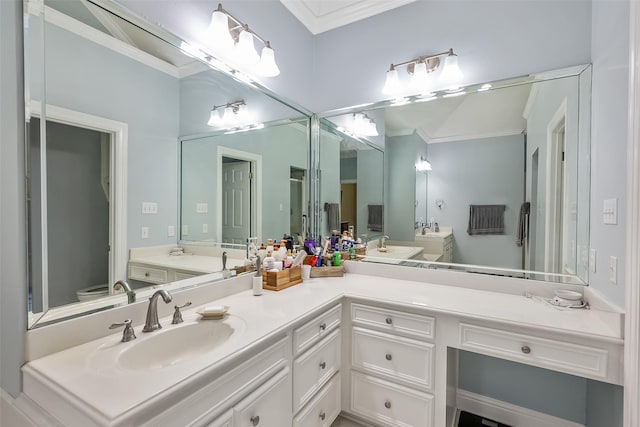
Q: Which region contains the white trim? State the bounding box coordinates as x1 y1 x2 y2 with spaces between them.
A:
42 6 180 78
522 83 541 120
426 129 524 145
30 101 128 297
544 98 568 272
456 389 584 427
625 1 640 426
216 147 263 243
280 0 416 35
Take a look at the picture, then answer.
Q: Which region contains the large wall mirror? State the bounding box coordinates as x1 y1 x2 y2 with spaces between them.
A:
319 65 591 285
25 0 309 327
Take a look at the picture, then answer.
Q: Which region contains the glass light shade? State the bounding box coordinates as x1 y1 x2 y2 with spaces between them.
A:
366 118 379 137
440 53 463 90
382 68 402 95
208 10 234 53
409 61 431 92
207 109 223 127
222 106 235 126
234 30 260 65
237 104 250 124
416 159 432 172
257 45 280 77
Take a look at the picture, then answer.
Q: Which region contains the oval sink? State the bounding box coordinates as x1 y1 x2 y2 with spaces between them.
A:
116 317 243 370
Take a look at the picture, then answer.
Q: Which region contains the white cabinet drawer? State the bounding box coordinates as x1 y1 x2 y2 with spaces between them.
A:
293 304 341 355
459 323 610 380
351 303 435 341
293 329 341 412
350 371 434 427
293 374 340 427
233 368 292 427
129 263 168 284
352 327 434 391
174 271 200 281
205 409 232 427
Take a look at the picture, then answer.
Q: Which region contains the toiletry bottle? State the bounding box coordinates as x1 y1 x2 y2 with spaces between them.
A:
333 250 341 266
285 250 293 268
258 243 266 260
253 256 263 296
266 238 274 254
263 251 275 270
278 241 288 265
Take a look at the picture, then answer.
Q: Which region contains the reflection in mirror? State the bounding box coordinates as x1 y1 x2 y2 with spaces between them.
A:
25 0 309 327
319 66 591 285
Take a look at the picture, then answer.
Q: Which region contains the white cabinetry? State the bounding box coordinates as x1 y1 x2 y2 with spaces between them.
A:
233 368 291 427
348 303 436 427
128 261 201 285
292 304 342 427
414 231 454 262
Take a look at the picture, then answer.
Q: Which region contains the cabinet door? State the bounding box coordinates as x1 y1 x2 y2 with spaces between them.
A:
234 368 292 427
205 409 233 427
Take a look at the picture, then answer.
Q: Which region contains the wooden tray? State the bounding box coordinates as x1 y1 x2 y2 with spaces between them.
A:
262 266 303 291
309 265 344 278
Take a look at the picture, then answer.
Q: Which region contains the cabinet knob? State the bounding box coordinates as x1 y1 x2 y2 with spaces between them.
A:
319 322 327 331
250 415 260 426
385 353 392 361
144 272 150 277
521 345 531 354
384 400 392 409
385 317 393 325
319 361 326 369
319 411 326 421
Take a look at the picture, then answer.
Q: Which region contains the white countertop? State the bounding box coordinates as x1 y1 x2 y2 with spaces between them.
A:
23 272 623 424
362 244 424 262
130 253 247 274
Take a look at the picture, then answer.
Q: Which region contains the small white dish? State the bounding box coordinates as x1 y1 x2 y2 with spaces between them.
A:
197 305 230 319
555 289 582 300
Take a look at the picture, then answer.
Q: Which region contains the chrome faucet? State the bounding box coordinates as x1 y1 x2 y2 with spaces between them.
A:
142 290 172 332
378 235 390 249
114 280 135 304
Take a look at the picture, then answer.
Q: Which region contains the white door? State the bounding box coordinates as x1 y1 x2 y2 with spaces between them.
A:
222 160 251 244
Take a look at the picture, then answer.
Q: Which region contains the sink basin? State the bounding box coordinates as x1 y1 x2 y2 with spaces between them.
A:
115 316 244 370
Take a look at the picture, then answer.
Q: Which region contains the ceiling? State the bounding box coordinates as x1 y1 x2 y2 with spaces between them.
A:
280 0 416 34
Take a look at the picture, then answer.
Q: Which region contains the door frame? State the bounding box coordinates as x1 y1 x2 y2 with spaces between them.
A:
216 146 262 243
30 101 128 300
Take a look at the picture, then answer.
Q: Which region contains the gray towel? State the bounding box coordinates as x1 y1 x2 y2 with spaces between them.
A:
368 205 383 232
516 202 530 247
325 203 339 232
467 204 506 235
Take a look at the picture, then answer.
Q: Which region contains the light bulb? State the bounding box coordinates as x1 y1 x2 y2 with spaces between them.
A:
440 53 463 90
207 9 234 54
235 28 260 65
257 43 280 77
207 109 222 127
237 104 250 124
382 68 402 96
409 61 430 92
367 118 379 136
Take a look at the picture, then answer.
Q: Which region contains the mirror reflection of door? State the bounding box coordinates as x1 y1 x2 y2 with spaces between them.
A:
29 118 110 310
290 168 306 237
340 182 357 234
221 157 251 244
529 148 540 271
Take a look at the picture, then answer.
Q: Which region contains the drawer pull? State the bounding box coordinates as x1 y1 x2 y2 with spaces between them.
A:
384 400 392 409
385 353 392 361
319 322 327 331
385 317 393 325
521 345 531 354
319 411 326 421
250 415 260 426
319 361 326 369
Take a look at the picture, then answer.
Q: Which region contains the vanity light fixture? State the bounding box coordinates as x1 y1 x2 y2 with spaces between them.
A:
352 113 379 137
208 100 261 131
206 3 280 77
383 48 463 96
416 156 432 172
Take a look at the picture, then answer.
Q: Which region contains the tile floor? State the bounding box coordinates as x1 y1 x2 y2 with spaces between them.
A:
330 415 369 427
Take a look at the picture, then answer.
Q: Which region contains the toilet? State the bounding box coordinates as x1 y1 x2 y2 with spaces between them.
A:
76 284 110 302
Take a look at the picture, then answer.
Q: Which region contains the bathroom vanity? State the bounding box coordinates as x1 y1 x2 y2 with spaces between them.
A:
21 263 623 427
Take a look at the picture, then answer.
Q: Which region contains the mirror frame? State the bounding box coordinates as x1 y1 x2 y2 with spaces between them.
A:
314 64 592 286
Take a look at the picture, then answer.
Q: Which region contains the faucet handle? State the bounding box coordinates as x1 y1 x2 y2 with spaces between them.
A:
171 302 192 324
109 319 136 342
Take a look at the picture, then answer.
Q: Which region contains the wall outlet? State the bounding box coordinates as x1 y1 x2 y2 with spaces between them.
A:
142 202 158 214
196 203 208 213
202 223 208 233
168 225 175 237
141 226 149 239
609 256 617 284
603 198 617 224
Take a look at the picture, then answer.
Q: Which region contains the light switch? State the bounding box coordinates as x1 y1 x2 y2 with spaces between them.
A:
603 198 618 224
589 248 596 273
168 225 175 237
610 256 617 284
142 202 158 214
141 226 149 239
202 223 208 233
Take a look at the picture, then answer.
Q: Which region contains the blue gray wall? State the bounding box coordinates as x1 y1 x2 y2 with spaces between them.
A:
356 149 384 239
427 134 525 268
